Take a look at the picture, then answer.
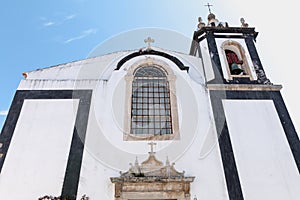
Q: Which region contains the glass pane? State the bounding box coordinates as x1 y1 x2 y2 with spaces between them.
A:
137 110 142 115
143 110 148 115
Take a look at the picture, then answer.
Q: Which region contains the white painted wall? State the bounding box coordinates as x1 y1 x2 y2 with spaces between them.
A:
0 99 79 199
198 38 215 82
223 100 300 200
24 51 129 80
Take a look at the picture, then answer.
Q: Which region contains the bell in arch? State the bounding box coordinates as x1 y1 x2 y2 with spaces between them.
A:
230 63 243 75
225 49 244 75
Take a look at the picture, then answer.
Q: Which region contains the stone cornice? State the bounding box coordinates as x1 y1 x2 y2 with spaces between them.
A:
110 176 195 183
207 84 282 91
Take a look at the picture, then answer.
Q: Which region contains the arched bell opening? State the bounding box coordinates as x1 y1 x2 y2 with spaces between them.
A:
221 40 253 80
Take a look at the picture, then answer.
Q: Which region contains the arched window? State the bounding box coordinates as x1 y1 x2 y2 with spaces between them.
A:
131 66 172 135
222 40 253 80
124 58 179 141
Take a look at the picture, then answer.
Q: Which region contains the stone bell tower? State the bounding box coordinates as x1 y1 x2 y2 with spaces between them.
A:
190 11 300 200
191 12 270 85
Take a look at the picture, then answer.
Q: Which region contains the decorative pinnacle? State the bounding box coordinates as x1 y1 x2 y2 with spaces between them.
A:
166 156 170 166
134 156 139 166
204 3 213 14
144 37 155 48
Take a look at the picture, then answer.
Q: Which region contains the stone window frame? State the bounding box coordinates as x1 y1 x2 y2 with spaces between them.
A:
123 57 180 141
221 40 254 80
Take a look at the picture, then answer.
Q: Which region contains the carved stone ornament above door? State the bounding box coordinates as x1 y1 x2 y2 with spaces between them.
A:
110 143 195 200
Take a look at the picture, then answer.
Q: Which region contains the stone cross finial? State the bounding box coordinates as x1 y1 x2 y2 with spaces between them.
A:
205 3 213 14
148 142 157 154
144 37 155 48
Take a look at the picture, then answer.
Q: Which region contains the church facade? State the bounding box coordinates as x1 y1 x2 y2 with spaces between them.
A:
0 14 299 200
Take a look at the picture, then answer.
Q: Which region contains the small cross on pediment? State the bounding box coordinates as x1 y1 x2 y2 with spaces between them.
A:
148 141 157 154
144 37 155 48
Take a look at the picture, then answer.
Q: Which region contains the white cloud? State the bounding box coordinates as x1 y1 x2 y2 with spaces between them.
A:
64 14 76 21
43 21 55 27
41 14 76 27
64 28 97 43
0 110 8 116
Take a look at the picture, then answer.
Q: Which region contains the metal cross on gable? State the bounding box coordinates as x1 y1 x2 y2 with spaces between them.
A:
144 36 155 48
148 141 157 154
205 3 213 14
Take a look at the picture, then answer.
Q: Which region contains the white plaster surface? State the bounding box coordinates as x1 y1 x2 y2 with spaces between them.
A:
198 38 215 82
24 51 129 80
0 99 79 199
18 48 205 92
223 100 300 200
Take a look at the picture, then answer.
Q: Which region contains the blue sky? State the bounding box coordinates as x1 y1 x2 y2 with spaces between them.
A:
1 0 300 133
